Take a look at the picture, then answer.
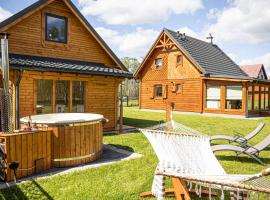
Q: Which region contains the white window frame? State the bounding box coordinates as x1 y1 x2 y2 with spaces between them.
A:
226 85 243 110
206 85 221 109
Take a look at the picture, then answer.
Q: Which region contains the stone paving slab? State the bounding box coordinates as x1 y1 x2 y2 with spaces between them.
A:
0 144 142 189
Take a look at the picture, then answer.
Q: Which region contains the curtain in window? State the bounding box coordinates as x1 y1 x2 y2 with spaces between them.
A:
206 85 220 109
226 86 242 109
226 86 242 100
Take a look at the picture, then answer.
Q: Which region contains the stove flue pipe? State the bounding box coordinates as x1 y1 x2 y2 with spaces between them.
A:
0 32 13 133
0 32 10 95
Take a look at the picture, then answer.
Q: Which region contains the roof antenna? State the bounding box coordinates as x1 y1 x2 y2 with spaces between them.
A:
206 33 213 44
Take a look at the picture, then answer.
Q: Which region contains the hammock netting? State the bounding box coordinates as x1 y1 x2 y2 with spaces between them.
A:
140 120 270 200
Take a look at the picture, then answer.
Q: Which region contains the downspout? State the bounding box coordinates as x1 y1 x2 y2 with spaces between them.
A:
15 68 23 129
245 83 248 118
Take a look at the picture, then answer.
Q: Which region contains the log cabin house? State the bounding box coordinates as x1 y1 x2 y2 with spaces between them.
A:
134 28 270 117
0 0 132 130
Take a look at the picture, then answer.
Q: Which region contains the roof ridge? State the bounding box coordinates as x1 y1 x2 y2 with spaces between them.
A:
164 27 214 46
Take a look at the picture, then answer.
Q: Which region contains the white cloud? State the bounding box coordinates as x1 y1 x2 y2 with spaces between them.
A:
240 52 270 75
205 0 270 44
0 7 11 22
96 27 159 57
207 8 220 19
78 0 203 25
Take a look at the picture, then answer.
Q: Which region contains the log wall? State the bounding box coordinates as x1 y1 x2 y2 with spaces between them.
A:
16 70 120 130
140 79 202 112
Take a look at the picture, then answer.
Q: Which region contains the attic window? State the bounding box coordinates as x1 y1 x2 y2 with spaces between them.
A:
155 58 163 70
176 55 183 65
45 13 67 43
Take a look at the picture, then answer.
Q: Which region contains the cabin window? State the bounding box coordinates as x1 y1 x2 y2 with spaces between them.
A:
154 85 163 98
175 84 182 93
155 58 163 70
176 55 183 65
45 13 67 43
56 80 70 113
206 85 220 109
226 86 242 109
72 81 85 112
36 80 53 114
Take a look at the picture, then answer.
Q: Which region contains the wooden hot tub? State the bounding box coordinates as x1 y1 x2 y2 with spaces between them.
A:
21 113 105 167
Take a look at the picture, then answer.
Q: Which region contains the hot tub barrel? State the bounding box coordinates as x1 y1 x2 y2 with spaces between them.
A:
21 113 105 167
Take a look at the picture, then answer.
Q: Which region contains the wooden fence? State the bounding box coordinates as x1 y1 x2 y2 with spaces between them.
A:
0 130 52 181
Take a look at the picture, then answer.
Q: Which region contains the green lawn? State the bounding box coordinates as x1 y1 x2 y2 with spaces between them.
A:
0 107 270 199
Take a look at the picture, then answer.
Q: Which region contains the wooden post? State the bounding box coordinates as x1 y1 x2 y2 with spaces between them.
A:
138 80 141 109
259 86 261 112
268 86 270 110
252 84 254 111
165 83 172 123
127 96 129 107
69 81 72 112
166 99 171 123
221 85 225 111
119 83 123 132
52 80 56 113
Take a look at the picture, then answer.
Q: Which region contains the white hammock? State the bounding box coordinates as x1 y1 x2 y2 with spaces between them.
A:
140 120 270 200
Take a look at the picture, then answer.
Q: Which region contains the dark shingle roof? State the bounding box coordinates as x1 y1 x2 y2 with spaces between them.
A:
165 28 249 78
0 0 128 72
6 54 132 78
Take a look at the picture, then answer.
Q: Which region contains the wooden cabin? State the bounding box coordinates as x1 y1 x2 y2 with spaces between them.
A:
134 29 270 117
0 0 132 130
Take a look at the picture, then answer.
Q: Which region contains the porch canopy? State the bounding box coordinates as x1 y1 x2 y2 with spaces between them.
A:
6 53 132 78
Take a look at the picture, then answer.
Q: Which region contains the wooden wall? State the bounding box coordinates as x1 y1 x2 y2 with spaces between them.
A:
140 79 202 112
16 70 121 130
167 47 200 79
0 130 52 181
1 0 118 68
138 39 202 112
140 48 168 81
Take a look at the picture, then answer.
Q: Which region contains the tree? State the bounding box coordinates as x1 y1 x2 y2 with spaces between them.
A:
120 57 140 98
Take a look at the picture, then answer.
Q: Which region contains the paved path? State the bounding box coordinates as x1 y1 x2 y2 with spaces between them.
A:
0 144 142 189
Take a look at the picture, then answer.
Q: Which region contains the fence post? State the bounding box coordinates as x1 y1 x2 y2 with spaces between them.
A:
127 96 129 107
119 83 123 132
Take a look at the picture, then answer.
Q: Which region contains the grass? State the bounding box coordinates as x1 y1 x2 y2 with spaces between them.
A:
123 99 139 107
0 107 270 199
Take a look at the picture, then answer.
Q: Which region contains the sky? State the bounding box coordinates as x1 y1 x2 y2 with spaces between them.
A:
0 0 270 74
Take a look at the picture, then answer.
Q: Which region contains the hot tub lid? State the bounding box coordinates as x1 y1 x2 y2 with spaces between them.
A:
20 113 104 125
